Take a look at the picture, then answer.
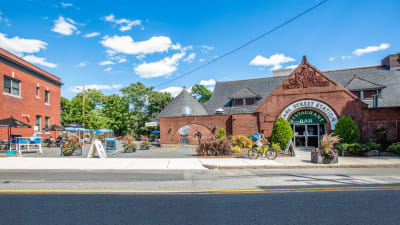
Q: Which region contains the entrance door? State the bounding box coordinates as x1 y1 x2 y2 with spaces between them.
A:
289 110 327 148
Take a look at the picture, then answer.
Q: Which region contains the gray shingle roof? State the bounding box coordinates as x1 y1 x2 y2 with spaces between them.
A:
155 89 208 121
325 65 400 107
229 86 261 99
203 76 287 114
344 75 385 90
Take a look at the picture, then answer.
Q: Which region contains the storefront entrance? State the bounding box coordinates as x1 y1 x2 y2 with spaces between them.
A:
288 110 327 148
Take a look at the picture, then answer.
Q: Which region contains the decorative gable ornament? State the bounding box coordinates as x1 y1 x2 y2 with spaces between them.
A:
283 64 330 90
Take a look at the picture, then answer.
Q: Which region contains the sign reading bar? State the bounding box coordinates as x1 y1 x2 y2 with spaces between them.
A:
88 140 107 158
145 122 159 127
281 99 338 130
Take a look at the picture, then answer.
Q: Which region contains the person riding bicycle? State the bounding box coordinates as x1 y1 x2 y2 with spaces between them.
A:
252 130 267 149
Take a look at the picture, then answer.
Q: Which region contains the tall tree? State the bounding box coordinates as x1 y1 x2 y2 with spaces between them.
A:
191 84 212 103
101 94 130 136
147 91 173 118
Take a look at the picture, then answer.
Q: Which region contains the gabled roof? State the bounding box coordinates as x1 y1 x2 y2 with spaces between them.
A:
154 89 208 121
229 86 261 99
345 75 385 90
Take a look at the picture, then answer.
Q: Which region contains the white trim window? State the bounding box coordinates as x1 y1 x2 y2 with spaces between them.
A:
44 90 50 105
35 115 42 133
36 86 40 98
45 117 50 133
3 76 21 97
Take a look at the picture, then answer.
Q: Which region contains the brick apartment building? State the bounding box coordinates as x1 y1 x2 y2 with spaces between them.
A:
0 48 62 140
157 54 400 147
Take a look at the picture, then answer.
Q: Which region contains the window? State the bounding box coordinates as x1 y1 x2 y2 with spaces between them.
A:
35 115 42 132
245 98 255 105
363 90 378 99
36 87 40 98
234 99 243 106
351 91 360 98
3 76 20 97
45 117 50 132
45 90 49 104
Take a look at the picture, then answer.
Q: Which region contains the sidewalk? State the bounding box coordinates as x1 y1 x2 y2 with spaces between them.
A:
0 155 400 170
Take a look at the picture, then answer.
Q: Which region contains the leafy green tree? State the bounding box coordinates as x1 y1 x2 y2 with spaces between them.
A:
191 84 212 103
334 116 360 144
216 128 226 139
101 94 130 136
147 91 173 118
270 117 294 149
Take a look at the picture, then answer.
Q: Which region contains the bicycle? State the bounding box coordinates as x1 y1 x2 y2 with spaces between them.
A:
248 139 278 160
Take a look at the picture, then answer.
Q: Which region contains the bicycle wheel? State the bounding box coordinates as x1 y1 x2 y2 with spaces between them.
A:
248 147 258 159
266 150 278 160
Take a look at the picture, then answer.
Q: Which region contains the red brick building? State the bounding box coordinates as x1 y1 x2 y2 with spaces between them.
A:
158 55 400 147
0 48 62 140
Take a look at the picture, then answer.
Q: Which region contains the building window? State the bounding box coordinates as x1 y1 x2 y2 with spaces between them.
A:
36 87 40 98
45 90 49 104
35 115 42 132
363 90 378 99
3 76 20 97
45 117 50 132
245 98 255 105
351 91 360 98
234 99 244 106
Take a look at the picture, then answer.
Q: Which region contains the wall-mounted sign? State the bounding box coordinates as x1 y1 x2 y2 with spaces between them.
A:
289 110 326 125
145 122 159 127
281 99 338 130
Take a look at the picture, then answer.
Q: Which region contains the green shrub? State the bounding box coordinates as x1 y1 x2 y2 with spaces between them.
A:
367 141 381 151
333 116 360 144
271 142 282 152
215 128 226 139
387 143 400 153
230 135 253 148
375 128 389 149
270 117 293 149
231 146 241 153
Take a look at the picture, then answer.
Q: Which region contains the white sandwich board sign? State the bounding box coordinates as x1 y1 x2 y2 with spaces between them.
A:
88 140 107 158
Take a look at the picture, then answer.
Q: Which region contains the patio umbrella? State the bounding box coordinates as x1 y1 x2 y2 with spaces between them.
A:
49 124 63 131
0 116 31 148
98 128 113 133
151 130 160 134
65 122 83 128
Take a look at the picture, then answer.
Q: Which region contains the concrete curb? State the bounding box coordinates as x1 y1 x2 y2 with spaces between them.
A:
202 163 400 169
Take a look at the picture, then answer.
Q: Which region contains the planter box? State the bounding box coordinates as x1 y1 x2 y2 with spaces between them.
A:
123 146 136 153
61 146 83 156
311 152 324 164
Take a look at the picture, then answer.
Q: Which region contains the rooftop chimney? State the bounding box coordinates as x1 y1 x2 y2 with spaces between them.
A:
381 54 400 71
272 69 292 77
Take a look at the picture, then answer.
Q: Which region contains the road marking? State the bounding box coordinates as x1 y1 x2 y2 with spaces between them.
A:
0 186 399 195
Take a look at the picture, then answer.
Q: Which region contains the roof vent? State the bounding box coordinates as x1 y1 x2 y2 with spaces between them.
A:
215 108 224 114
183 106 192 116
272 69 292 77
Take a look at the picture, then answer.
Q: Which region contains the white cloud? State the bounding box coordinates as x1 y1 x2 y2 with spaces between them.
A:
23 55 56 68
352 43 390 56
136 54 146 61
199 58 205 62
75 61 87 67
0 33 47 56
134 52 186 78
201 45 214 53
83 32 100 38
61 2 73 8
183 53 196 63
329 57 337 62
158 86 183 97
52 16 78 35
341 55 353 60
104 67 112 72
250 53 295 70
69 84 122 93
0 11 10 26
98 60 115 66
199 79 216 86
104 14 142 32
118 58 127 63
101 35 172 55
286 65 297 70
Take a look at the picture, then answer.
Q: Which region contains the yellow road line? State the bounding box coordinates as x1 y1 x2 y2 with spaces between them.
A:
0 186 399 195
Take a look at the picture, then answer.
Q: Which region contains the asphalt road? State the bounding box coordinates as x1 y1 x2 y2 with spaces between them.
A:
1 187 400 225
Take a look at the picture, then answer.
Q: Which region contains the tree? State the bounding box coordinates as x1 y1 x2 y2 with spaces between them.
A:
147 91 173 118
333 116 360 144
270 117 294 149
101 94 130 136
191 84 212 103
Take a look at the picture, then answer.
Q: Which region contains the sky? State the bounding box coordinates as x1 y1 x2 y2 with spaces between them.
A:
0 0 399 99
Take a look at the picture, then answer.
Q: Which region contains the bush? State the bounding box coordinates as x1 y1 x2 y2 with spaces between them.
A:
375 128 389 149
231 146 241 153
387 143 400 153
196 138 232 156
367 141 381 151
215 128 226 139
230 135 253 148
333 116 360 144
270 117 293 149
271 142 282 152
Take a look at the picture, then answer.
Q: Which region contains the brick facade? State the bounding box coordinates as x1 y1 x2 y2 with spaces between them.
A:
0 49 62 140
160 57 399 145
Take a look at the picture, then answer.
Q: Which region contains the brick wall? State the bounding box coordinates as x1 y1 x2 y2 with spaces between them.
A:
362 107 400 142
0 53 61 141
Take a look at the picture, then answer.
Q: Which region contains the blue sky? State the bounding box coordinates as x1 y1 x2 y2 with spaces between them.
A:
0 0 399 99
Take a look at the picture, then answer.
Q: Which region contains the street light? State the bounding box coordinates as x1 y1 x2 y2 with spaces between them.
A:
81 86 92 127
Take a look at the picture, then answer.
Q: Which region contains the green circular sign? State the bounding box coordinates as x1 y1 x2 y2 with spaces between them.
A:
288 110 326 125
